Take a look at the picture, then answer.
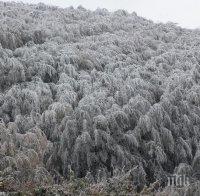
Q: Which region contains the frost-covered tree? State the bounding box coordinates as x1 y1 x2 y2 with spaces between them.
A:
1 1 200 192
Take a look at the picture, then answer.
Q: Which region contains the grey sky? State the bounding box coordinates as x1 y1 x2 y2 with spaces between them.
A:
3 0 200 29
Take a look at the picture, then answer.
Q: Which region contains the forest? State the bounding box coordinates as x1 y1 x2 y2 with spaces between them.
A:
1 1 200 195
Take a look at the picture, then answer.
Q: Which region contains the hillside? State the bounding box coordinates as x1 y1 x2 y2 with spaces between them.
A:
1 1 200 195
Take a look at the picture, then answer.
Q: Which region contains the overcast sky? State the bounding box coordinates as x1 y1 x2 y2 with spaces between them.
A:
3 0 200 29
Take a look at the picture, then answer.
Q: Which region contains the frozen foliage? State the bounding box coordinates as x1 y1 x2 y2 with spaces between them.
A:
1 1 200 193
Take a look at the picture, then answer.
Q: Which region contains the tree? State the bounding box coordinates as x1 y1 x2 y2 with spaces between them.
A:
160 127 174 154
72 131 92 177
2 1 200 191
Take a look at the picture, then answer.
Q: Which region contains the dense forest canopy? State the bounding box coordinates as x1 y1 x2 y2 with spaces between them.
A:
1 1 200 193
